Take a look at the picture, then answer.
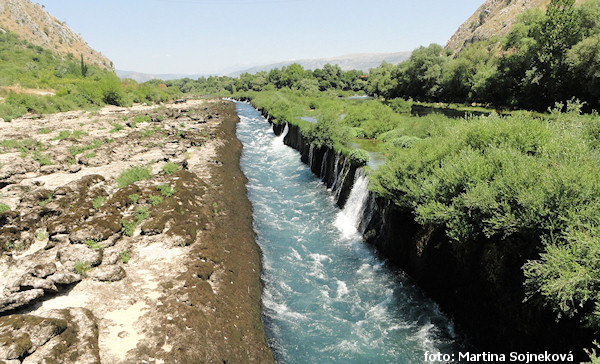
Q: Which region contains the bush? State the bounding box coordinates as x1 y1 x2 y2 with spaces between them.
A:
348 149 370 167
149 195 163 206
116 166 151 188
0 204 11 213
162 162 180 175
371 111 600 332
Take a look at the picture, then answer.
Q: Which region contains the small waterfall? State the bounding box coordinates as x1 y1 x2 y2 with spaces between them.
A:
281 123 289 138
334 168 370 238
272 123 289 147
308 144 315 169
333 158 350 200
320 150 328 179
331 153 340 189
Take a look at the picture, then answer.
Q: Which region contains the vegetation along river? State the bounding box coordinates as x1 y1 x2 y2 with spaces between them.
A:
235 101 463 363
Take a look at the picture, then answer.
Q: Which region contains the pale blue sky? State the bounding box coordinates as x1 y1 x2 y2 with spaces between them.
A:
34 0 483 75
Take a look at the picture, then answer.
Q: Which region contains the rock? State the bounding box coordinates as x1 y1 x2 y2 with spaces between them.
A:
0 289 44 314
49 234 69 244
68 164 82 173
47 219 70 235
32 263 56 278
69 216 122 243
77 156 90 166
14 276 57 293
22 308 100 364
88 265 126 282
53 186 72 195
0 314 67 361
47 271 82 286
56 245 103 269
39 165 59 175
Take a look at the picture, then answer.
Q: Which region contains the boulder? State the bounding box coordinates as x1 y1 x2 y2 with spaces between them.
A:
31 263 56 279
0 314 67 360
47 271 82 286
21 308 100 364
56 244 103 269
69 216 122 244
0 289 44 314
14 276 57 293
88 265 126 282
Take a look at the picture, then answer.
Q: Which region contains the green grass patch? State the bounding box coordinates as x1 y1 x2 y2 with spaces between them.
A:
110 122 125 133
162 162 179 175
85 239 103 250
157 184 176 197
149 195 163 206
0 204 10 213
68 139 102 156
119 250 130 264
128 194 139 204
116 166 151 188
74 261 91 276
92 196 106 209
32 151 52 166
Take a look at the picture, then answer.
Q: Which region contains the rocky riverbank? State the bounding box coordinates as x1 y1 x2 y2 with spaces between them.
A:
0 100 273 363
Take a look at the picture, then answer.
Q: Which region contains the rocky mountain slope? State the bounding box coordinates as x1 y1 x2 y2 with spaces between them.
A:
0 0 112 69
445 0 587 54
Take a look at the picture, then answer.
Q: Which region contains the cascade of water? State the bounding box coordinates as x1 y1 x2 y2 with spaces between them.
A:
308 144 314 169
320 150 328 179
331 153 340 189
334 159 350 200
281 123 289 138
334 168 370 238
272 123 289 148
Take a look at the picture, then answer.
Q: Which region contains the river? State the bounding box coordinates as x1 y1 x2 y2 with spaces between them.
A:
235 101 461 363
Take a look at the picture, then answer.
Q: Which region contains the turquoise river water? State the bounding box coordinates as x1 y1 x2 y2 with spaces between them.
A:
235 101 462 363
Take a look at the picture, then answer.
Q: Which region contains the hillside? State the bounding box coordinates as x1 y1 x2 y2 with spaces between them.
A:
0 0 112 69
445 0 587 53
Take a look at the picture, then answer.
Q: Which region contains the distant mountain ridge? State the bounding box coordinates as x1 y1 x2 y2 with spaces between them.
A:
229 52 412 77
117 52 412 82
446 0 589 54
116 70 208 83
0 0 113 69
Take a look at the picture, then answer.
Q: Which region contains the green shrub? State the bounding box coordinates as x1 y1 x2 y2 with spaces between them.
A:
0 204 10 213
110 122 125 133
33 151 52 166
136 206 150 222
85 239 103 250
128 194 139 204
131 115 151 127
149 195 163 206
68 139 102 155
121 219 137 237
119 250 131 264
157 184 176 197
74 261 91 276
162 162 179 175
348 149 370 167
92 196 106 209
116 166 151 187
371 112 600 332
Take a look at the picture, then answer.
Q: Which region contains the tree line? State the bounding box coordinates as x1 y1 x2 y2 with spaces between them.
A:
368 0 600 111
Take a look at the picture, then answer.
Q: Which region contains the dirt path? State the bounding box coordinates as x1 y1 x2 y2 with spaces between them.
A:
0 100 273 363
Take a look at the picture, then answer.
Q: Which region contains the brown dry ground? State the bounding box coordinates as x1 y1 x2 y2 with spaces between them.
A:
0 99 273 363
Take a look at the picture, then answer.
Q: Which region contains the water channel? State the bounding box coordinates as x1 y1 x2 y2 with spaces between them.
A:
235 101 461 363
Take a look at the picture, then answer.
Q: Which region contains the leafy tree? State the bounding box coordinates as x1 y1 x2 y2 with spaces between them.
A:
393 44 448 101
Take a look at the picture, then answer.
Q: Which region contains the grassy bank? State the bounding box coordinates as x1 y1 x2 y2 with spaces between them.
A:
0 30 181 121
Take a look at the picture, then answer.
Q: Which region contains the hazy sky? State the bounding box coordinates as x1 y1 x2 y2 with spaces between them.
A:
34 0 483 75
